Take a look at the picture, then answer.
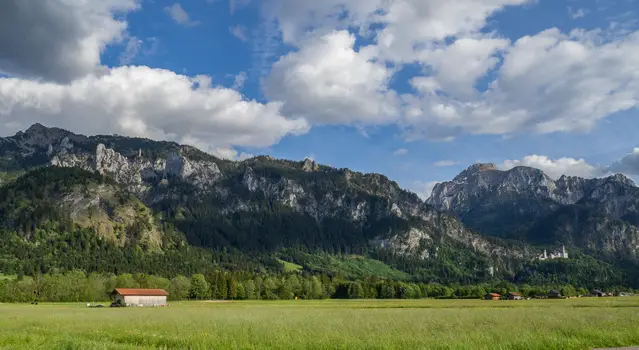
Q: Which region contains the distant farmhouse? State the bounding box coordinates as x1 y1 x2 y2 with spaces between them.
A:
484 293 501 300
111 288 169 307
538 245 569 261
505 292 522 300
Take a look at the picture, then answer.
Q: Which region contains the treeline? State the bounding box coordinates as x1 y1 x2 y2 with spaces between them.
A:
2 270 638 303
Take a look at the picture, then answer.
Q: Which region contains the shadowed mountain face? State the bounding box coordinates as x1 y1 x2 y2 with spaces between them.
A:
427 164 639 257
0 124 529 282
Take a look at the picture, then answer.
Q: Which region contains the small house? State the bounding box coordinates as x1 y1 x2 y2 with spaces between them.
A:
505 292 522 300
111 288 169 307
591 289 605 297
547 290 563 299
484 293 501 300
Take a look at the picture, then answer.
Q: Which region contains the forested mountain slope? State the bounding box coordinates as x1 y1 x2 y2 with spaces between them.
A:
0 124 532 284
1 124 637 288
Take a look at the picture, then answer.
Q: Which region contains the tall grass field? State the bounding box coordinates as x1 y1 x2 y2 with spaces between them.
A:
1 298 638 349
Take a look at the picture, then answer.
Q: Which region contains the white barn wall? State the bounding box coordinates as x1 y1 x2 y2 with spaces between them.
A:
115 295 167 306
124 295 167 306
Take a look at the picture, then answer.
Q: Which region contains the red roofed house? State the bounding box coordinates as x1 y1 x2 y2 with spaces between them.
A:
484 293 501 300
111 288 169 307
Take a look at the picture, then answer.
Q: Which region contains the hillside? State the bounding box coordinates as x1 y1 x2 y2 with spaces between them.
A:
0 124 535 283
1 124 637 288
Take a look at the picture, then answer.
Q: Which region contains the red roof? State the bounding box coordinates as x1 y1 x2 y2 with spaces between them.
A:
113 288 169 296
508 292 521 296
488 293 501 297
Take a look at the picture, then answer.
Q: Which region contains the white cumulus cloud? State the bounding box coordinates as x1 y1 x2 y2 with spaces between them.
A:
500 155 601 179
412 180 443 200
0 66 309 154
264 31 399 125
402 28 639 139
261 0 639 141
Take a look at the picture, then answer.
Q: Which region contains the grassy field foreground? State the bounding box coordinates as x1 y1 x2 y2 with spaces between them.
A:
1 298 639 349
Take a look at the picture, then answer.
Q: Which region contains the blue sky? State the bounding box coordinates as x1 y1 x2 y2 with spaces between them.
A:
1 0 639 198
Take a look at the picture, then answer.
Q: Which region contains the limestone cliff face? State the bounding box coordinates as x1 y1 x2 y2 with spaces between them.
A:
0 166 168 251
427 163 639 256
0 124 528 270
60 183 165 250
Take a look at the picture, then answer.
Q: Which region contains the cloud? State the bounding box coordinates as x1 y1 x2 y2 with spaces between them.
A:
372 0 529 63
0 0 139 83
393 148 408 156
0 66 309 153
261 1 639 141
231 71 247 90
261 0 380 44
251 19 281 77
567 7 588 19
164 3 199 27
607 148 639 176
230 0 252 14
264 31 399 125
230 25 249 42
413 37 510 100
118 36 160 65
263 0 529 58
403 28 639 139
500 155 601 179
212 147 254 161
143 38 160 56
433 160 459 167
412 181 442 200
119 37 143 65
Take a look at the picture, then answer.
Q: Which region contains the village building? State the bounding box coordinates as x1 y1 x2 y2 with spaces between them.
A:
505 292 522 300
484 293 501 300
591 289 605 297
538 245 569 261
111 288 169 307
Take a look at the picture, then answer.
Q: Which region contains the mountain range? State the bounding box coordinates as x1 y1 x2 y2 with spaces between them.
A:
427 163 639 257
1 124 637 287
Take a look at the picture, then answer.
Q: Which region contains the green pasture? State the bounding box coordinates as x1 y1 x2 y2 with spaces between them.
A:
1 298 638 349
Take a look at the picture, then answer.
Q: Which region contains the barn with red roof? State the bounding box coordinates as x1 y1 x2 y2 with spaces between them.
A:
111 288 169 307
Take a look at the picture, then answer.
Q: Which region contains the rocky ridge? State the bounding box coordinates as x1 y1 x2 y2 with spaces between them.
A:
0 124 529 274
427 163 639 256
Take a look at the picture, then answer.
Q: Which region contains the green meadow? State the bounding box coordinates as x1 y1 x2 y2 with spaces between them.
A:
1 298 639 349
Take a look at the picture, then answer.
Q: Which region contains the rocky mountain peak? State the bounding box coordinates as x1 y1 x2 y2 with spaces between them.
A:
302 158 319 172
469 163 498 173
25 123 49 134
427 160 639 253
605 173 636 187
14 123 77 149
453 163 498 181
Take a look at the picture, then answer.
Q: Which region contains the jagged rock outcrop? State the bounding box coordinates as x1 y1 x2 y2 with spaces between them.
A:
2 125 223 196
427 163 639 256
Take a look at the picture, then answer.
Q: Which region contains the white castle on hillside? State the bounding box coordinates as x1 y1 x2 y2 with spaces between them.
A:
538 245 569 260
